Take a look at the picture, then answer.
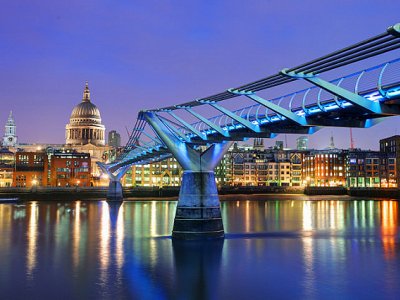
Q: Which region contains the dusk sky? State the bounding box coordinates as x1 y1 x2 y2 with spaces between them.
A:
1 0 399 150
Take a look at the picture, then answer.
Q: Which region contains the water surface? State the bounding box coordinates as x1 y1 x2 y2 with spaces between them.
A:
0 197 399 299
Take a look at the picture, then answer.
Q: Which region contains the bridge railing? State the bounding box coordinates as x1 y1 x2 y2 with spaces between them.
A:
163 57 400 138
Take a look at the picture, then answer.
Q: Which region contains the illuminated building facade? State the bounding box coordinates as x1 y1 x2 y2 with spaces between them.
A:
63 82 114 184
48 150 91 187
12 149 91 187
214 144 304 187
380 135 400 186
346 150 397 187
67 143 113 186
0 148 14 187
122 157 182 187
13 151 46 187
303 150 346 186
290 152 303 186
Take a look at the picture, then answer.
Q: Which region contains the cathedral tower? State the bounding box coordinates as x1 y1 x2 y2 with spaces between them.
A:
2 111 17 147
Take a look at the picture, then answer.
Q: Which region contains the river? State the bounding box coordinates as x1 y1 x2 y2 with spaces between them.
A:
0 196 399 299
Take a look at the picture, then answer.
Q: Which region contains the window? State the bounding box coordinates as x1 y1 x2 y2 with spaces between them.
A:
33 155 44 165
19 155 29 164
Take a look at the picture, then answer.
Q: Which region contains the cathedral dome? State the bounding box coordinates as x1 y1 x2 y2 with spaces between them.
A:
70 101 101 122
69 82 102 125
65 82 106 146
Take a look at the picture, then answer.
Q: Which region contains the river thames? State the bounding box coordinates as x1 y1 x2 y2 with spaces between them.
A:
0 196 399 299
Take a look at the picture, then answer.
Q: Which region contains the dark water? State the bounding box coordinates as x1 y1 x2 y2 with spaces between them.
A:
0 197 399 300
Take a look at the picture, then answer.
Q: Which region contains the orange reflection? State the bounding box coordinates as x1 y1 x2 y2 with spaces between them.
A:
381 201 398 260
302 202 312 231
27 202 38 279
245 201 250 232
72 201 81 268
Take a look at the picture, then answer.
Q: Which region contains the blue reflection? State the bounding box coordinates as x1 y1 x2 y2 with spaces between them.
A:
0 198 398 299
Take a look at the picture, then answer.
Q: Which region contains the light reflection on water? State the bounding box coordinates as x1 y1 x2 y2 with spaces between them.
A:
0 198 399 299
26 202 38 280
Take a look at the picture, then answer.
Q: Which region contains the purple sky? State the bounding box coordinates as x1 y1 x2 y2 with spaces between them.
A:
0 0 399 150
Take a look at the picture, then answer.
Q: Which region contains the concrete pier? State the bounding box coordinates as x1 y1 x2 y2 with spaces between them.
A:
107 180 124 201
172 171 224 239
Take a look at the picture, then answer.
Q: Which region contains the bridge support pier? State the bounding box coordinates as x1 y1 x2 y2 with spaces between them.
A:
173 171 223 239
97 163 130 201
107 180 124 201
144 111 232 239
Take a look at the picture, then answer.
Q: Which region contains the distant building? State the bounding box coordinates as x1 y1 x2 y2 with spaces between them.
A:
108 130 121 147
328 133 336 149
64 82 114 183
65 82 105 146
253 138 264 150
13 151 46 187
380 135 400 185
290 152 303 186
2 111 17 147
296 136 308 150
0 148 14 187
48 150 91 187
346 150 396 188
214 145 303 187
275 141 284 150
12 149 91 187
123 157 182 187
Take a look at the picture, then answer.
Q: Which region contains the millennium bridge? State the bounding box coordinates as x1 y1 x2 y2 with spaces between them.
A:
99 23 400 239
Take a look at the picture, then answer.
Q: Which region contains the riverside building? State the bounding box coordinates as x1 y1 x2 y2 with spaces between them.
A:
12 149 91 187
302 149 346 187
380 135 400 186
122 157 182 187
0 148 14 187
346 150 397 188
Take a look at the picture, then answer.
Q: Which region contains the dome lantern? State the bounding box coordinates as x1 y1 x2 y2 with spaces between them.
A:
82 81 90 102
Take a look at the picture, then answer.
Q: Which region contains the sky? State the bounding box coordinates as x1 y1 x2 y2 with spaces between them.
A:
0 0 399 150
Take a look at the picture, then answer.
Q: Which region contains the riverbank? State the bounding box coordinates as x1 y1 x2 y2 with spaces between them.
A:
1 186 400 200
